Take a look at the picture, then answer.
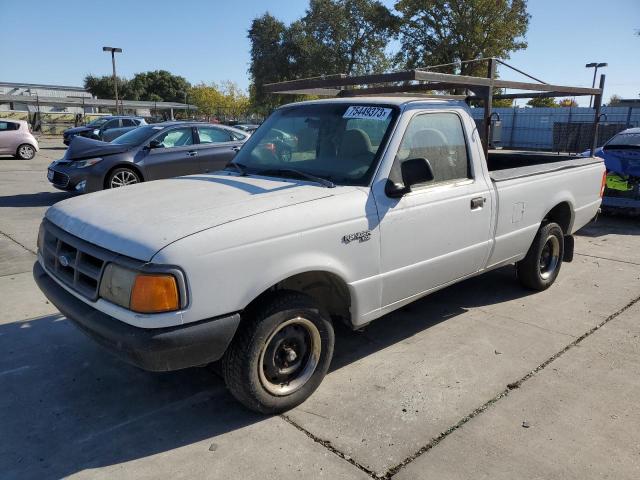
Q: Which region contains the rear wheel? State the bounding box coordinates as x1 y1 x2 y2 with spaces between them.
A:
222 291 334 414
15 144 36 160
106 167 141 189
516 222 564 290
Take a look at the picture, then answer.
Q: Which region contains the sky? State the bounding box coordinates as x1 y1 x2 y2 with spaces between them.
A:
1 0 638 106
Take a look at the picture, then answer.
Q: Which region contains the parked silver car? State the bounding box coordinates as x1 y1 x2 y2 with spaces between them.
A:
0 119 39 159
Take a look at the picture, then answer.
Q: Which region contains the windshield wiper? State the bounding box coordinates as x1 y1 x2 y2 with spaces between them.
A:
259 168 336 188
228 161 248 176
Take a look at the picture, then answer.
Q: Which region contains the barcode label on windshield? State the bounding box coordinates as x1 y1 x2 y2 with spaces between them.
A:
343 106 392 121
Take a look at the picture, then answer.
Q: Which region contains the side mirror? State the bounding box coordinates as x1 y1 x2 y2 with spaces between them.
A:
386 158 434 197
147 140 162 150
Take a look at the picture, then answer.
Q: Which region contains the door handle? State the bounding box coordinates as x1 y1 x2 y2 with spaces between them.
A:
470 197 486 209
231 146 241 152
187 151 198 157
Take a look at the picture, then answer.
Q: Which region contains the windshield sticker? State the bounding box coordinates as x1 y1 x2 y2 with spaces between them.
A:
343 106 392 121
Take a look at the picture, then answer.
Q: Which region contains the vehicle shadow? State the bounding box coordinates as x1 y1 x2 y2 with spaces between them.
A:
0 266 530 478
0 191 76 208
576 214 640 238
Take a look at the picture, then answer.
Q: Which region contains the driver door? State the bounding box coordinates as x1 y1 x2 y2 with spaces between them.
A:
143 126 200 180
373 110 493 308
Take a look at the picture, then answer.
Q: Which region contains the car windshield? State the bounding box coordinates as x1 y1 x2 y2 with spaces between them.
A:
606 132 640 148
230 103 398 186
111 125 166 145
87 117 109 127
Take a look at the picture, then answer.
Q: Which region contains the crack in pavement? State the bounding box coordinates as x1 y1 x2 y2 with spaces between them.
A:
282 293 640 479
575 252 640 267
0 230 37 256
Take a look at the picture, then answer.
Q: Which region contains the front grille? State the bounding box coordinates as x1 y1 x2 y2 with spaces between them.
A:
40 220 116 300
51 170 70 187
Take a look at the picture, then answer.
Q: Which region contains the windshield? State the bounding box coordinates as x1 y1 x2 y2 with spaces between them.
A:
87 117 109 127
111 125 166 145
230 103 398 186
606 132 640 148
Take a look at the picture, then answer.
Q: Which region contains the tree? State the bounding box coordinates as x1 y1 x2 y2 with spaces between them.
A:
189 81 250 120
189 84 225 119
248 1 398 112
608 94 622 105
84 74 132 100
395 0 529 76
527 97 557 108
557 98 578 107
128 70 191 103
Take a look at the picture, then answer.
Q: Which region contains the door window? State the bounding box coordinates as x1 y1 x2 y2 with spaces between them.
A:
103 119 120 130
154 127 194 148
0 121 19 131
197 126 233 144
392 112 471 187
122 119 136 127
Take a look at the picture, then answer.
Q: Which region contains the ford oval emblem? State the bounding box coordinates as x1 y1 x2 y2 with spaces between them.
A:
59 255 70 267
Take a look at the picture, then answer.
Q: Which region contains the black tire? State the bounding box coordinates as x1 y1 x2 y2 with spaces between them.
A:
15 143 36 160
516 222 564 291
222 291 334 414
106 167 141 189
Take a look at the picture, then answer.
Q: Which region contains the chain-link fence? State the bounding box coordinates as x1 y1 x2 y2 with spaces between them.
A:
470 106 639 153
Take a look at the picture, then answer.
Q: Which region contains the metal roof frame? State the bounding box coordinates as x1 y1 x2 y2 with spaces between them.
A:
263 58 606 156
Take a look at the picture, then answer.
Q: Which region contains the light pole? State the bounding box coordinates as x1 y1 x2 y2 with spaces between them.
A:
585 62 607 108
102 46 123 114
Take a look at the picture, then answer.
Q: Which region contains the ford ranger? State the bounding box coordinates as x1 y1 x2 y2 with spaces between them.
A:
34 96 605 413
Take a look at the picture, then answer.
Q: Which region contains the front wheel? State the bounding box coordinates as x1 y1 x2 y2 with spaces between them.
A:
106 167 141 189
516 222 564 291
222 291 334 414
16 144 36 160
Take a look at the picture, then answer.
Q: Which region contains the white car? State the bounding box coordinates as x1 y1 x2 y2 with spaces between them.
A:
0 118 39 159
34 96 605 413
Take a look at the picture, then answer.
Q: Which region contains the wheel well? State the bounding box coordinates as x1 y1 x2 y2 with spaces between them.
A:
103 164 144 189
247 271 352 325
543 202 572 234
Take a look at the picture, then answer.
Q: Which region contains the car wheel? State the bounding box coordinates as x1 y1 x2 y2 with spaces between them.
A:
222 291 334 414
107 168 141 189
516 222 564 291
16 144 36 160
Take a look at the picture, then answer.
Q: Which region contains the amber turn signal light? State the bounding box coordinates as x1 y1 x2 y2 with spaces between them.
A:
130 274 179 313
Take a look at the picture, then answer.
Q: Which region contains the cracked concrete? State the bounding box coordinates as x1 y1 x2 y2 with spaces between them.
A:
1 139 639 479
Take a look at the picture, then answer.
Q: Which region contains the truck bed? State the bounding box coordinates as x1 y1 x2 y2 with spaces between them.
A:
487 150 603 182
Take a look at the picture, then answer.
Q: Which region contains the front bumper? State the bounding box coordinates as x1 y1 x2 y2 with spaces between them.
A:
47 164 102 193
33 261 240 371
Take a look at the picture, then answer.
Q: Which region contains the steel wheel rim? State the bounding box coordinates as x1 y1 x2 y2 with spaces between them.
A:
258 317 321 396
19 145 34 159
110 170 138 188
539 235 560 280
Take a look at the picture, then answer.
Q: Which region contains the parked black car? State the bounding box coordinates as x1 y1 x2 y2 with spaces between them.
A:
49 122 248 192
62 116 147 145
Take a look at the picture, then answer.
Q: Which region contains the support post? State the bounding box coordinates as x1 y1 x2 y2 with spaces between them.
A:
590 74 605 155
482 58 497 159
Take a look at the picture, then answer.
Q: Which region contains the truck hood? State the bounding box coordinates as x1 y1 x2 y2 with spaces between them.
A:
64 136 131 160
46 173 351 261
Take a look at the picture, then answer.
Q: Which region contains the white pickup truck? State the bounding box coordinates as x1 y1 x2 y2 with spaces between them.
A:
34 97 605 413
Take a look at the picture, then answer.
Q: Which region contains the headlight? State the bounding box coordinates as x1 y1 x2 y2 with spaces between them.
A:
99 263 180 313
37 223 45 253
71 158 102 169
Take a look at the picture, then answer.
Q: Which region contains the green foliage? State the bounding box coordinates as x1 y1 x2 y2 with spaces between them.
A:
84 70 191 103
394 0 529 75
128 70 191 103
526 97 558 108
189 82 250 120
248 1 398 112
557 98 578 107
84 74 132 100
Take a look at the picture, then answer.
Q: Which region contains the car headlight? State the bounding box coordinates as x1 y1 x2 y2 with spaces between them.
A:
37 223 45 254
71 158 102 168
99 263 180 313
